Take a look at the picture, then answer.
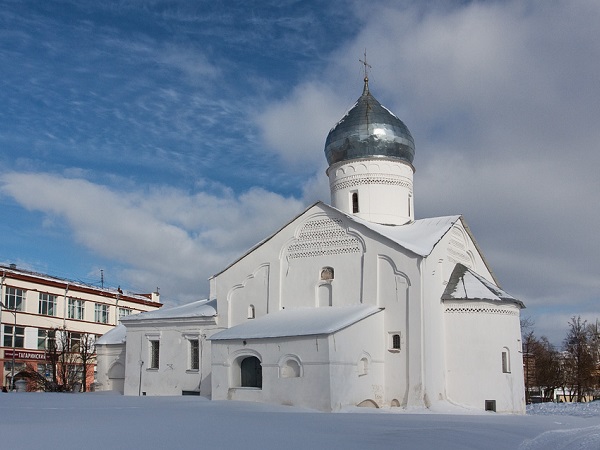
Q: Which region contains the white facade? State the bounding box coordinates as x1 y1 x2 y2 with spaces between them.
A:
328 158 414 225
96 80 525 413
0 265 161 390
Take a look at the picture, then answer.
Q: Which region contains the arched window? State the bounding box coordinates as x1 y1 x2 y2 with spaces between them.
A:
280 359 301 378
501 348 511 373
358 357 368 376
392 334 401 350
247 305 255 319
352 192 359 213
320 267 334 280
240 356 262 388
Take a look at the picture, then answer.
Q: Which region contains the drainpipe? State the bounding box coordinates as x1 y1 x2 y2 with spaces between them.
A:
63 284 69 329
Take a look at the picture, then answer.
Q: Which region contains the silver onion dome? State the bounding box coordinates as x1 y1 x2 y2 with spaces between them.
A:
324 79 415 166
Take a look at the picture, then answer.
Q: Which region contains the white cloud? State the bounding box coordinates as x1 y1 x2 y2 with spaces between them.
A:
0 172 305 301
255 83 348 169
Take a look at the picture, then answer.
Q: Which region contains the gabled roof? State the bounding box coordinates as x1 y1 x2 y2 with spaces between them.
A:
441 264 524 308
121 298 216 322
212 201 466 278
209 304 382 340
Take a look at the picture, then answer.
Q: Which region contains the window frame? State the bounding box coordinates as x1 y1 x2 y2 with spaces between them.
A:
149 340 160 370
189 339 200 371
501 348 511 373
94 303 109 324
3 325 25 348
68 298 85 320
118 307 132 323
4 287 26 311
388 332 402 352
38 292 57 316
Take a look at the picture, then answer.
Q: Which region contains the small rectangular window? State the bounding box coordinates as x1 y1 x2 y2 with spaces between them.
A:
190 339 199 370
149 340 160 369
485 400 496 412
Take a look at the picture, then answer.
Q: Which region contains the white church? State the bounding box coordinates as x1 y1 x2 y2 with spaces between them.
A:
96 77 526 413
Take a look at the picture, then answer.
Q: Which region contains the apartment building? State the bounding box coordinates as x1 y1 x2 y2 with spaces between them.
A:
0 264 162 390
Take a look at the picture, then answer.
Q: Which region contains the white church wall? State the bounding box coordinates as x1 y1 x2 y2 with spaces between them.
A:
211 312 384 412
327 311 385 410
211 335 334 411
279 211 366 309
328 158 414 225
376 255 412 407
95 343 126 393
444 300 525 413
123 321 218 397
212 205 377 328
419 218 501 408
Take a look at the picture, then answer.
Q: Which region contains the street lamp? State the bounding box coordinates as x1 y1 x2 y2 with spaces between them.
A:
0 300 17 391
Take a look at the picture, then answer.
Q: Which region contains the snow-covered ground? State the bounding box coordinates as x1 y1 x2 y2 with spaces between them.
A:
0 393 598 450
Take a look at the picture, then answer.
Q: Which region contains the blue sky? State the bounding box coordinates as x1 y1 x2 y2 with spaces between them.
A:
1 0 599 344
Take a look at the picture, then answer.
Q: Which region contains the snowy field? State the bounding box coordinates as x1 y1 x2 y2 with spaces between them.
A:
0 393 599 450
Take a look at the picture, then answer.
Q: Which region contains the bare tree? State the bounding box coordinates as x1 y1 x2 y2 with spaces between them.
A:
534 336 562 401
77 333 96 392
563 316 595 402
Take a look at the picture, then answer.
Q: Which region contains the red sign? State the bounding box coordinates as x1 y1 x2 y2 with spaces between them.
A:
4 350 48 361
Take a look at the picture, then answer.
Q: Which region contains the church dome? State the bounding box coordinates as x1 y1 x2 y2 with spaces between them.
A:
324 80 415 166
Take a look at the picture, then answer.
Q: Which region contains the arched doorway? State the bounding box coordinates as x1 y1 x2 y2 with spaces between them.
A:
240 356 262 388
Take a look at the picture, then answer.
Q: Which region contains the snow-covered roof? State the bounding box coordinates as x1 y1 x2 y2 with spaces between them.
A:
212 202 463 278
210 304 382 340
96 324 127 345
351 214 461 257
121 299 216 322
441 264 524 308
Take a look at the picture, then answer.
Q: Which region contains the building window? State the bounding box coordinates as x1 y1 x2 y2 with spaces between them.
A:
388 332 401 351
320 267 334 280
149 340 160 369
3 325 24 348
392 334 401 349
94 303 109 323
4 287 26 311
38 329 56 351
69 332 81 351
279 356 302 378
358 357 368 376
38 293 57 316
352 192 359 213
118 307 132 323
502 348 511 373
38 329 49 350
68 298 85 320
189 339 199 370
247 305 255 319
240 356 262 388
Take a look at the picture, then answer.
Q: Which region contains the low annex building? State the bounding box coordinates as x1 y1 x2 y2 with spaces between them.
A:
96 78 526 412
